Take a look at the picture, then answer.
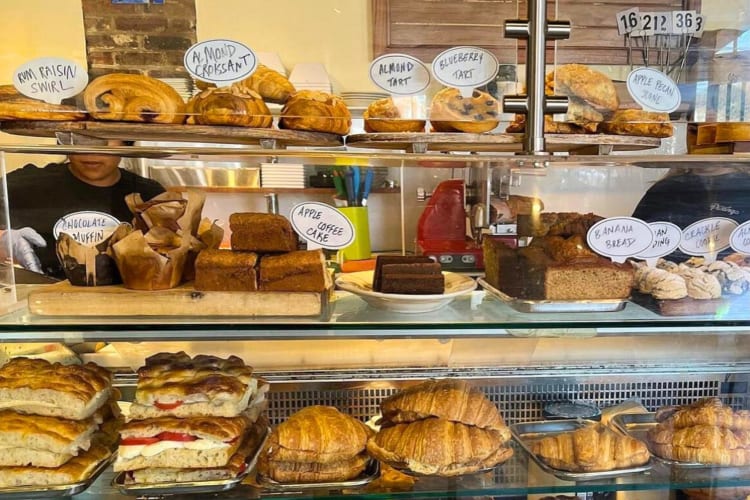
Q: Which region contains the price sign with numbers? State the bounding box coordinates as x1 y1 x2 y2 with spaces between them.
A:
616 7 640 35
693 14 706 38
672 10 697 34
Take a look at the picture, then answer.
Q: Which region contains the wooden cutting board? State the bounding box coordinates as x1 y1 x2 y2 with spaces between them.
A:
28 281 330 318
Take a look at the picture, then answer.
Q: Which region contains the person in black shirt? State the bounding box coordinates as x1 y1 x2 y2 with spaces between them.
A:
2 139 164 278
632 166 750 258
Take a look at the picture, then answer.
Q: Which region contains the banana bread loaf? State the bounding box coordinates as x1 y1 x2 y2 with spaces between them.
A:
229 213 297 253
194 249 258 291
259 250 331 292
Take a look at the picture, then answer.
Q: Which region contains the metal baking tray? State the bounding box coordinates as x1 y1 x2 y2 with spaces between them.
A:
478 278 627 313
257 458 379 491
0 451 113 499
611 412 750 474
510 419 652 481
113 427 268 496
390 463 495 477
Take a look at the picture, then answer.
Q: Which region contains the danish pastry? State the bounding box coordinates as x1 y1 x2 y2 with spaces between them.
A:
279 90 351 135
83 73 186 124
363 97 425 133
186 86 272 128
430 87 499 133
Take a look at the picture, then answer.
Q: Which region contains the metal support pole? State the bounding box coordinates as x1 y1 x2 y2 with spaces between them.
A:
526 0 548 154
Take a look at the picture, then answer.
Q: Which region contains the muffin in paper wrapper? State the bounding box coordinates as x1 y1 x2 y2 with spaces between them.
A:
55 224 130 286
114 190 211 290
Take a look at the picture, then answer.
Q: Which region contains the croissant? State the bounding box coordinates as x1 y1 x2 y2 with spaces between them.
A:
656 398 750 431
648 423 750 466
279 90 351 135
233 64 296 104
429 87 499 134
186 86 271 128
0 85 86 121
263 406 371 464
531 424 650 472
380 379 510 438
366 418 513 477
258 453 368 483
83 73 185 124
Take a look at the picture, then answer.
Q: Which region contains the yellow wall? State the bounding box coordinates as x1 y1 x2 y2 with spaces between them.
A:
195 0 376 93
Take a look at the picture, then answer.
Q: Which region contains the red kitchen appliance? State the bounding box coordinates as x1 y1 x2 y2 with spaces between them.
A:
416 179 485 269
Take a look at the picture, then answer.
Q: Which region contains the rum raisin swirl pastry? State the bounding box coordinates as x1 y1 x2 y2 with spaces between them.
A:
279 90 351 135
186 86 272 128
429 87 499 133
83 73 186 124
0 85 86 121
363 97 425 133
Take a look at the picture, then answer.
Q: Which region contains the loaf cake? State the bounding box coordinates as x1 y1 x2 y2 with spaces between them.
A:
259 249 331 292
373 255 444 294
229 213 297 253
194 250 258 292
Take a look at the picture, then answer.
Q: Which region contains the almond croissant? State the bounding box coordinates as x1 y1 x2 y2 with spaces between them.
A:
532 424 650 472
380 379 510 438
649 424 750 466
186 86 272 128
655 398 750 431
366 418 513 477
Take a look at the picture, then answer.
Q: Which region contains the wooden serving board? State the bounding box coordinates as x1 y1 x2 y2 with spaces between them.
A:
28 281 330 318
345 132 660 154
0 121 344 148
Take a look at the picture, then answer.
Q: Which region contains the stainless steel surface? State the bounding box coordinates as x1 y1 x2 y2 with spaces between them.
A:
112 427 268 496
525 0 549 154
501 96 528 114
265 193 279 214
0 452 113 499
257 459 379 492
504 20 530 38
148 165 260 188
546 21 572 40
511 419 653 481
478 278 628 313
545 96 570 114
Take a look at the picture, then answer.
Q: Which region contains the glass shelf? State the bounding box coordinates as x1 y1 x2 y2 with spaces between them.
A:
75 445 750 500
2 289 749 343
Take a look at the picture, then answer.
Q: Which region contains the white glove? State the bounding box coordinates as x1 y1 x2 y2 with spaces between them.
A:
0 228 47 274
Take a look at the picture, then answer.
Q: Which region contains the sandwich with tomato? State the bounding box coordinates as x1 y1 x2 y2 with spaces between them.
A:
114 414 250 473
128 352 265 420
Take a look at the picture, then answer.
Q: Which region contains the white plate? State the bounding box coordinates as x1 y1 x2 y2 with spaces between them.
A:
335 271 476 314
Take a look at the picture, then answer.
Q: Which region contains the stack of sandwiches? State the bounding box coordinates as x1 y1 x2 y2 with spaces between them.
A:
0 358 119 487
114 352 269 483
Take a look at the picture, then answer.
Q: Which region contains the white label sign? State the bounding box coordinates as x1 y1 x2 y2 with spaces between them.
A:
13 57 88 105
53 211 121 246
369 54 430 96
639 12 671 36
693 14 707 38
616 7 640 35
730 221 750 255
627 67 681 113
290 202 354 250
587 217 654 263
184 39 257 86
635 221 682 265
431 46 498 92
680 217 738 258
672 10 697 34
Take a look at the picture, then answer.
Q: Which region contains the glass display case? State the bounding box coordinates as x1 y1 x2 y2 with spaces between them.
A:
0 1 749 499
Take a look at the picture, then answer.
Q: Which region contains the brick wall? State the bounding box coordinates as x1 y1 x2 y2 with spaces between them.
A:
80 0 196 80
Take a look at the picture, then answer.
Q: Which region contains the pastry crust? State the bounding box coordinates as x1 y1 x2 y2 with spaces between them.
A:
264 406 371 464
366 418 513 477
531 424 650 472
259 250 331 292
233 64 296 104
380 379 510 438
83 73 186 124
0 410 97 467
0 85 86 121
506 114 587 134
0 441 110 487
259 453 369 483
119 414 249 442
656 398 750 431
279 90 351 135
186 86 272 128
430 87 499 133
553 64 619 112
0 358 112 420
598 108 673 138
229 213 298 253
130 352 257 419
364 97 425 133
